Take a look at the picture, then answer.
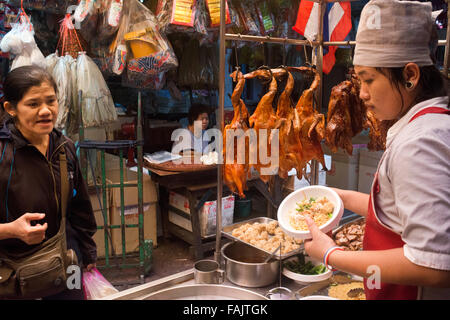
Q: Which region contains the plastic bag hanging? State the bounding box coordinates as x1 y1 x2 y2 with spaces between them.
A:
52 54 74 130
0 8 46 70
108 0 130 76
98 0 123 39
123 0 178 88
76 52 117 127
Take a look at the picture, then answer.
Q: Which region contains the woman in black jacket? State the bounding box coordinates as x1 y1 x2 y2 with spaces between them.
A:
0 66 97 299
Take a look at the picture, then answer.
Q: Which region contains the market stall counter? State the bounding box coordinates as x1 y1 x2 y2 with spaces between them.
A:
100 255 363 300
102 216 365 300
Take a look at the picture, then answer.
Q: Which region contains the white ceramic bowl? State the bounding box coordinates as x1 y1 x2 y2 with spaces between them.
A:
277 186 344 240
282 256 332 285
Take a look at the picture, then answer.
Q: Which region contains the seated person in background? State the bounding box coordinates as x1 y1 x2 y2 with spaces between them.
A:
172 104 213 155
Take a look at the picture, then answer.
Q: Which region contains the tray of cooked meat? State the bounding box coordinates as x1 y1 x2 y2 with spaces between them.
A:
222 217 304 260
332 217 365 251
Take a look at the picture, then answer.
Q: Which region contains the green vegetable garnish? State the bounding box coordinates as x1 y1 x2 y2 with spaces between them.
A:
283 255 327 275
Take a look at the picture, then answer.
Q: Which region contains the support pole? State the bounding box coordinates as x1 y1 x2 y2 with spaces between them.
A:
443 2 450 77
215 0 226 263
310 0 325 186
137 91 145 280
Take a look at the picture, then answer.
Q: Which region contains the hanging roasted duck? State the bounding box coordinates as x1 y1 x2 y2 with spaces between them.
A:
287 66 328 172
270 68 306 180
364 110 391 151
325 74 388 154
244 68 279 183
223 70 250 198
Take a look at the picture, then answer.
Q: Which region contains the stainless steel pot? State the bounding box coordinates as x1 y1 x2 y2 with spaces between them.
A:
221 241 279 288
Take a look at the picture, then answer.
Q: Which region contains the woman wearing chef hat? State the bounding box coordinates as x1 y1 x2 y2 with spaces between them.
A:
304 0 450 300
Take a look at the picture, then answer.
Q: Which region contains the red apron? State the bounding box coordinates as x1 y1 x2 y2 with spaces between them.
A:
363 106 450 300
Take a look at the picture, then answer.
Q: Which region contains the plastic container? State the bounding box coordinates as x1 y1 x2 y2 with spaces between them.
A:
277 186 344 240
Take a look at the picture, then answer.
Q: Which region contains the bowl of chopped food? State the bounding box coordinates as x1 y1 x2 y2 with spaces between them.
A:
277 186 344 240
282 254 332 285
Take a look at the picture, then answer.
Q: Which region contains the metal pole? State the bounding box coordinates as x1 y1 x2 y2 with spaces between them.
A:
137 91 145 277
443 3 450 77
225 33 317 47
215 0 226 263
310 0 325 186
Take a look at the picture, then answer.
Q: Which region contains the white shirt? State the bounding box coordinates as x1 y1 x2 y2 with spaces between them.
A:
374 96 450 299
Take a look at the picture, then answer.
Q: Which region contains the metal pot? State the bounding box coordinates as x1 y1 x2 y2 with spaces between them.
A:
221 241 279 288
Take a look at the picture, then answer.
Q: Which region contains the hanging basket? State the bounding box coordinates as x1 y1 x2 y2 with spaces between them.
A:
57 13 86 58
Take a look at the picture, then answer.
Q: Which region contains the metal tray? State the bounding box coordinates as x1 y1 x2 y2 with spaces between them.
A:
222 217 304 260
332 216 365 236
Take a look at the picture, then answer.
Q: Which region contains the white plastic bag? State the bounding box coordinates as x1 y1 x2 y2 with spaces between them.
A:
82 268 119 300
1 17 46 70
76 52 117 127
45 52 59 74
52 54 74 129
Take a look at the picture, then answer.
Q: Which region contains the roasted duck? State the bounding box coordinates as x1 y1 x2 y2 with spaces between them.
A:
223 70 250 198
326 74 390 154
245 68 279 183
288 66 328 172
325 75 367 155
271 68 305 179
364 110 390 151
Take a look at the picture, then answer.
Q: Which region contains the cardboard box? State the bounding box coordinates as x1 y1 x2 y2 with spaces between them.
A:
168 193 235 237
358 149 383 194
107 167 159 254
169 191 190 215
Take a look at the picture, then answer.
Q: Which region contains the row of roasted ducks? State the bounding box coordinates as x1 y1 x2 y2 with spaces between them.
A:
223 66 388 198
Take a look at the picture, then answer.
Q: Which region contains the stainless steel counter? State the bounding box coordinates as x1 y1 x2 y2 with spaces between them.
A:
102 267 307 300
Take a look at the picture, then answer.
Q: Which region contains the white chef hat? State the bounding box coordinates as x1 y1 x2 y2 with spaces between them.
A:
353 0 437 68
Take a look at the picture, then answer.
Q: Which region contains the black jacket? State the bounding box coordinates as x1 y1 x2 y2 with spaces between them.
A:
0 119 97 265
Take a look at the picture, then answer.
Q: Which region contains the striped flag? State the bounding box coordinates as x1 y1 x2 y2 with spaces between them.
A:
293 1 352 74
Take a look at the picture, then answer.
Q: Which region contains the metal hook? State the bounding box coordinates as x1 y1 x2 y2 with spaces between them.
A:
234 66 241 82
303 39 314 67
257 65 273 84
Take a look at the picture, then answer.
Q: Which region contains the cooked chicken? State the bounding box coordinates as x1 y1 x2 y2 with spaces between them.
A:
223 70 250 198
288 66 328 173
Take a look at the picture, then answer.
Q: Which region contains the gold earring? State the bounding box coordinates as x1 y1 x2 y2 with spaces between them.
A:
406 81 414 89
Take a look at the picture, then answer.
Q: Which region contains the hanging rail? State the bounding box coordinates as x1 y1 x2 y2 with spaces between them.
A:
224 35 448 48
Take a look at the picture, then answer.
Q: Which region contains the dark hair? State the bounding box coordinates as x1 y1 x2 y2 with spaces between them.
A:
188 104 210 125
375 65 448 114
1 66 58 122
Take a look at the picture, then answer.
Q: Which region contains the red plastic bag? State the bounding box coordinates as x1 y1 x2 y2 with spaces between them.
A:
82 268 119 300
